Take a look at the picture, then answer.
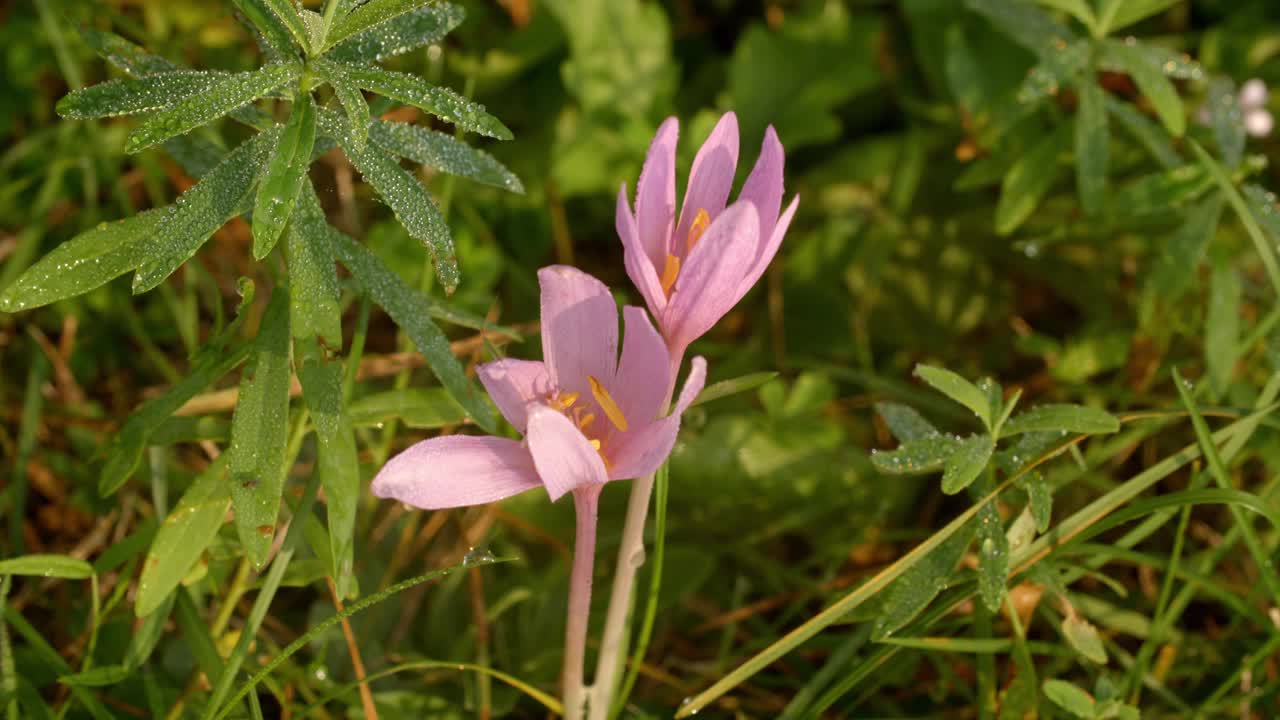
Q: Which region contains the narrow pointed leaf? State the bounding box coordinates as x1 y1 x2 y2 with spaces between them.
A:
317 110 457 292
1206 260 1242 399
249 0 311 53
995 125 1070 235
370 119 524 192
133 130 278 293
914 364 993 428
231 0 302 56
253 93 317 259
327 227 497 432
1000 404 1119 437
976 499 1009 612
321 60 512 139
287 180 343 348
325 0 446 50
871 518 975 640
871 435 964 475
1107 96 1180 169
326 2 464 63
1099 0 1180 34
941 434 994 494
690 372 779 408
1206 78 1245 171
57 71 233 119
324 66 370 151
227 290 293 568
125 63 300 153
965 0 1077 58
1017 40 1090 106
0 555 93 579
1102 40 1185 137
0 208 164 312
1075 77 1108 216
1145 192 1223 303
78 26 177 76
135 456 231 617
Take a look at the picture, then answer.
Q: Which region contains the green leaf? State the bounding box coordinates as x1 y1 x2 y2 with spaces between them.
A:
1025 472 1053 531
976 499 1009 612
690 372 779 409
79 26 175 76
914 364 993 428
1101 39 1184 137
875 402 941 442
1031 0 1095 30
325 0 445 51
1107 96 1180 169
252 0 312 52
0 555 93 579
995 124 1070 235
1144 192 1224 305
1206 259 1242 399
1075 76 1108 217
1043 679 1095 718
328 228 497 433
231 0 302 56
1017 40 1090 105
326 2 464 63
966 0 1077 57
57 71 231 119
253 93 317 259
317 109 457 292
370 119 524 193
1106 163 1211 218
871 435 963 475
319 59 512 140
59 666 130 688
1097 0 1180 34
135 457 230 616
0 208 165 312
1205 78 1245 171
1062 613 1108 664
227 289 293 568
348 387 468 429
941 434 994 494
287 180 343 348
324 65 370 151
871 519 975 640
133 130 278 293
125 63 300 153
1000 404 1119 437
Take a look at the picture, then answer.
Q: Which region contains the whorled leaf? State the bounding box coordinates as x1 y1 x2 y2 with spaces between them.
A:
287 179 343 348
253 93 317 259
326 2 464 63
325 0 445 50
324 64 371 151
370 119 524 193
232 0 303 57
57 71 233 119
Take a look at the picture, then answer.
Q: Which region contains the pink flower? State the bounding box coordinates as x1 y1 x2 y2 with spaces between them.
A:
616 111 799 359
370 265 706 509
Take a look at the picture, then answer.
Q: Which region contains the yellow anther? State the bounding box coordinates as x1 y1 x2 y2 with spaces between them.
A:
587 375 629 432
577 412 596 431
687 208 711 253
554 392 579 410
660 253 680 295
589 438 602 451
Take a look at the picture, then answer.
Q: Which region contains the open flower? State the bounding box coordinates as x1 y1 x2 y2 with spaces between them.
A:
616 111 799 359
370 265 706 509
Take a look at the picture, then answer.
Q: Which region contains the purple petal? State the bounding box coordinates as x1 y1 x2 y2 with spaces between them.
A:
635 117 678 267
674 112 739 258
736 194 798 300
617 184 666 319
663 201 760 352
739 125 784 236
477 359 550 434
612 306 670 426
539 265 619 399
527 404 609 501
371 435 540 509
608 356 706 480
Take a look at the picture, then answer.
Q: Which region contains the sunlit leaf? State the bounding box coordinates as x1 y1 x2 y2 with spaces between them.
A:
57 71 232 119
326 0 442 49
370 119 524 193
326 2 464 63
348 387 468 428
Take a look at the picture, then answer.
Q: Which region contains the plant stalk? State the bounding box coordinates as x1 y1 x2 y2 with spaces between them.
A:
563 485 603 720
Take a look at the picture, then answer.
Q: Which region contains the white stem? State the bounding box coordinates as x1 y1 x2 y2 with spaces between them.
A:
563 485 602 720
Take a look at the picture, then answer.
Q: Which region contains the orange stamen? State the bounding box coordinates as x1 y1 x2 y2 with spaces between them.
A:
687 208 711 253
587 375 629 432
554 392 579 410
660 253 680 295
589 438 602 451
577 412 596 431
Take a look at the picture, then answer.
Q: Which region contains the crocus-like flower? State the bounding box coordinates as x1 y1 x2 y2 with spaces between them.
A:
370 264 706 511
616 111 798 360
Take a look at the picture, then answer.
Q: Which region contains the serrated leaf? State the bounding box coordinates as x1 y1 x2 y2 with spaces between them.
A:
324 65 370 151
370 119 524 193
942 434 994 494
57 71 232 119
327 227 497 432
872 518 975 640
995 124 1070 235
1043 679 1095 718
287 180 343 348
321 60 512 140
1062 613 1108 664
0 208 165 312
135 456 230 617
232 0 302 56
0 555 93 579
875 402 941 442
347 387 468 428
977 499 1009 612
871 435 964 475
914 364 993 428
125 63 300 153
133 130 278 293
1001 404 1119 437
253 93 317 259
1206 259 1241 399
1102 39 1184 137
690 372 779 409
1075 77 1108 217
326 2 464 63
325 0 442 50
227 289 293 568
1144 192 1224 304
317 110 457 292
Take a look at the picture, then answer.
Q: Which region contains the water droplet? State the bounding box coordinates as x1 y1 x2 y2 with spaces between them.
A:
462 546 495 567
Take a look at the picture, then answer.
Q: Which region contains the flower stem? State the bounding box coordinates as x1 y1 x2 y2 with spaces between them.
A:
563 485 602 720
